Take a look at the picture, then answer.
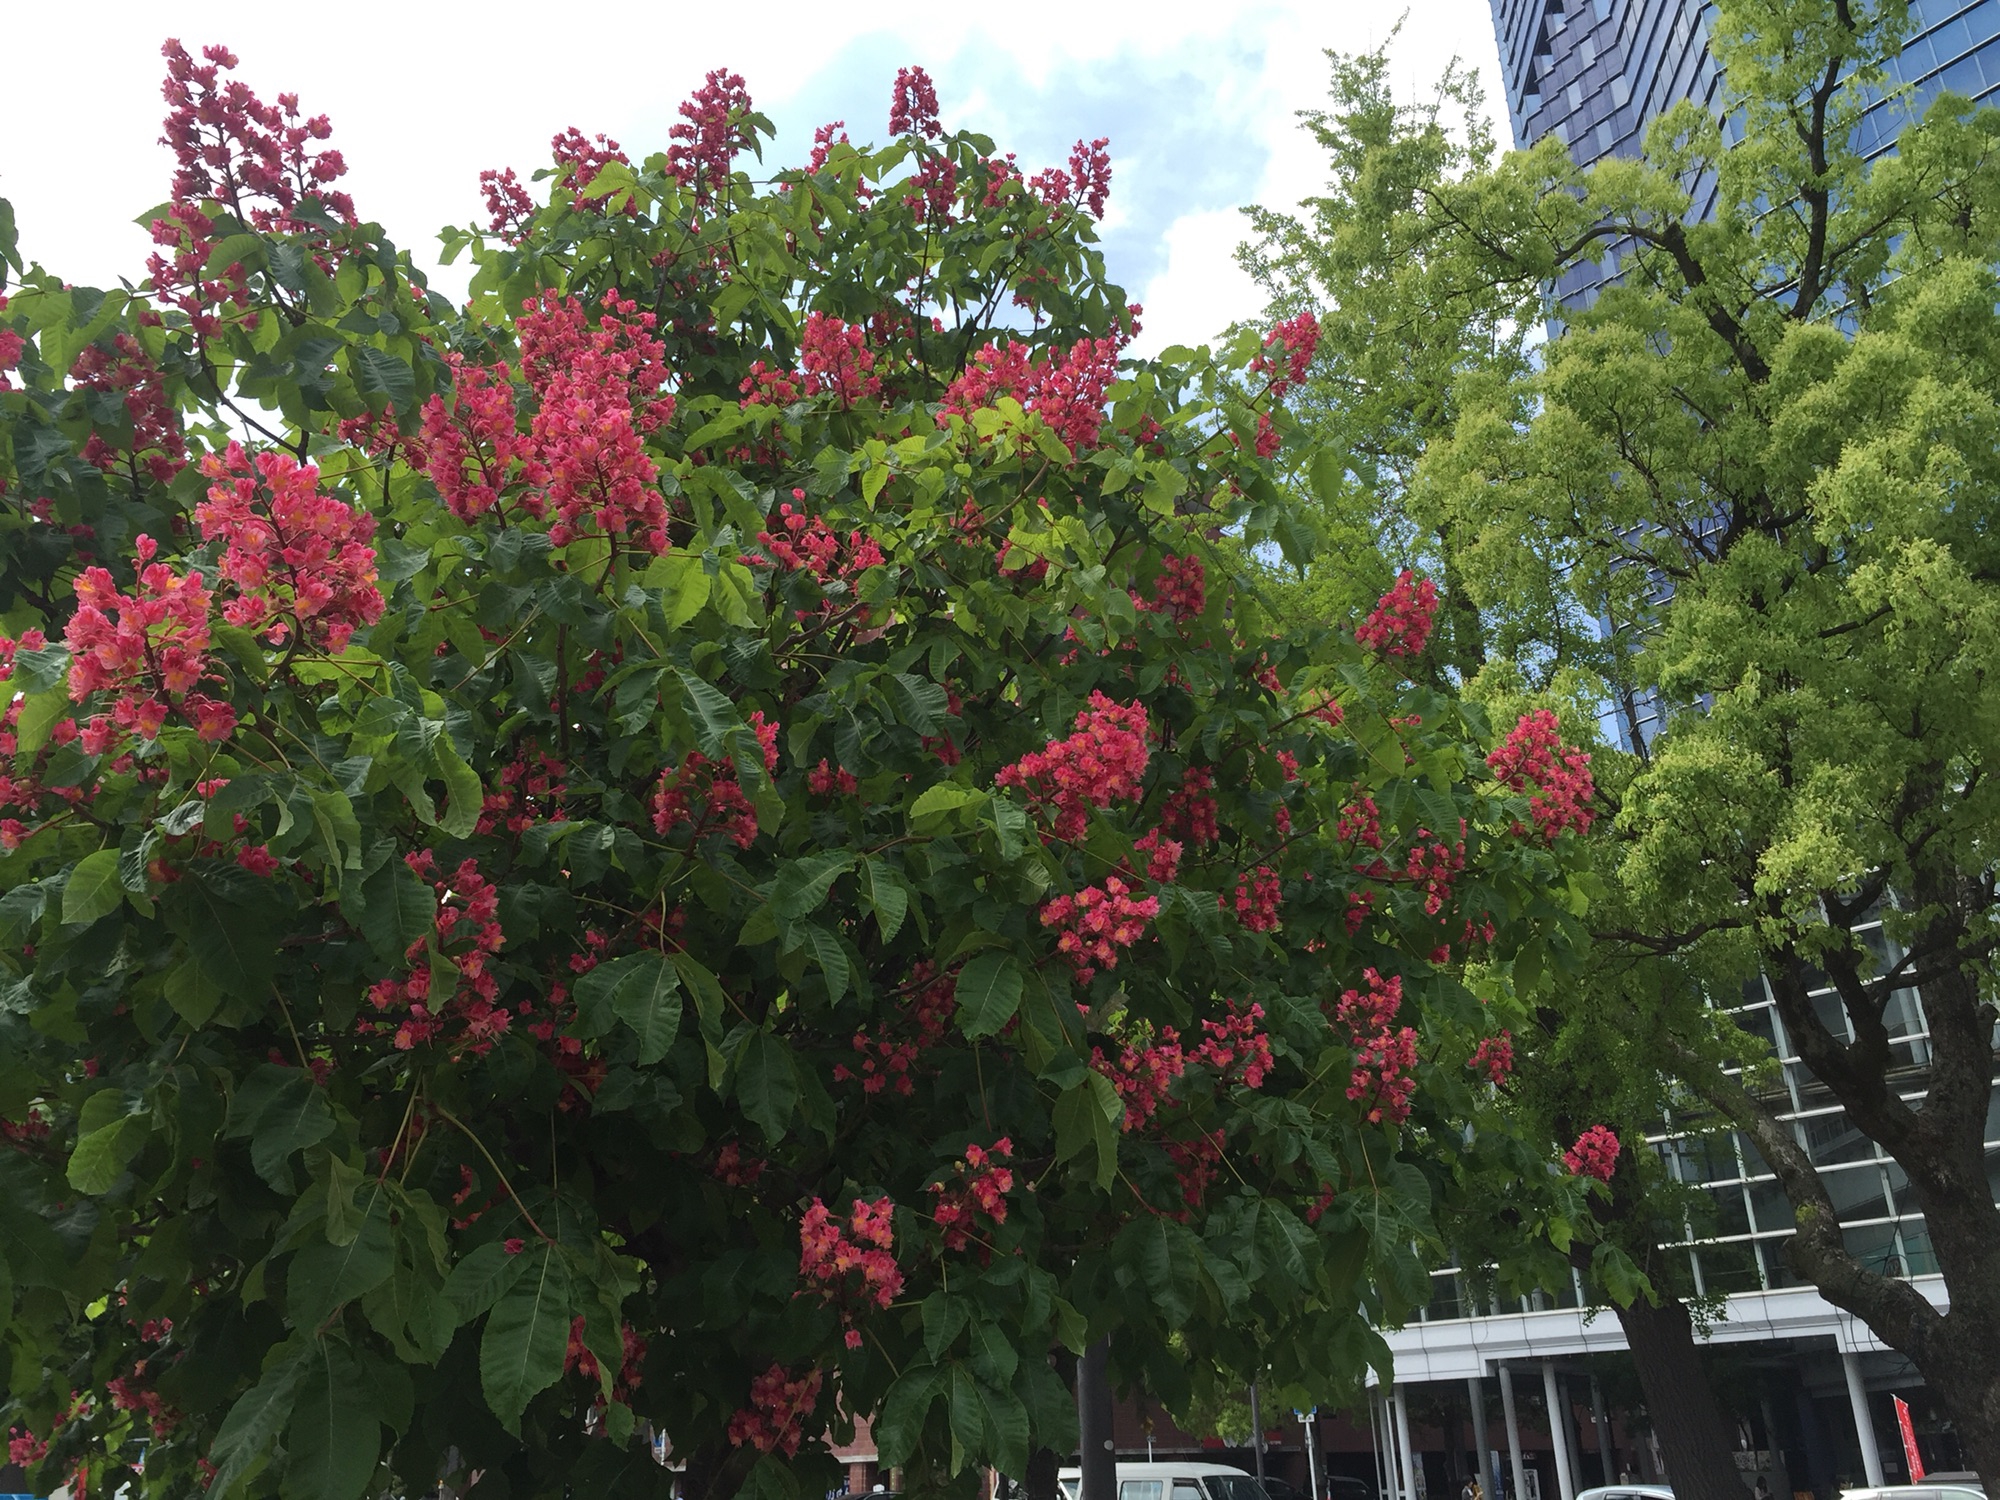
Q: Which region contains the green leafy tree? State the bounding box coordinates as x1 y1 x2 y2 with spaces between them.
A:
1238 48 1766 1500
0 42 1591 1500
1374 0 2000 1484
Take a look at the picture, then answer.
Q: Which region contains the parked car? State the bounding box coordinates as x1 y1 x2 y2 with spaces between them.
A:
1840 1483 1984 1500
1575 1486 1675 1500
1058 1462 1275 1500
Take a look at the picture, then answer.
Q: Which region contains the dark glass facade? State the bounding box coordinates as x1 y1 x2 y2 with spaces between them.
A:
1489 0 2000 305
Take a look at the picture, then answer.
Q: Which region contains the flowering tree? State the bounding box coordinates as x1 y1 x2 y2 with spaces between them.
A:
0 45 1593 1500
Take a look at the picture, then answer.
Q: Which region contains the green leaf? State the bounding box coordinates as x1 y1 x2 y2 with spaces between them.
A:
769 851 855 921
954 952 1024 1039
208 1348 309 1500
283 1341 382 1500
289 1195 395 1328
676 666 741 756
802 924 851 1003
165 961 223 1027
433 736 483 840
61 849 123 925
12 686 67 758
67 1115 143 1195
226 1067 336 1192
359 857 436 966
859 858 909 942
351 344 416 412
607 953 683 1065
891 673 949 734
444 1240 526 1322
876 1366 947 1468
909 783 983 827
734 1028 798 1142
1052 1073 1121 1191
922 1292 969 1360
481 1244 572 1433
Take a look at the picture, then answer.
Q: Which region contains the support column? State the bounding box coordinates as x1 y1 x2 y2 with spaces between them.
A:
1077 1337 1116 1500
1395 1386 1420 1500
1469 1376 1496 1499
1589 1375 1614 1485
1542 1363 1576 1500
1842 1352 1885 1488
1371 1395 1391 1500
1250 1383 1266 1485
1499 1366 1529 1500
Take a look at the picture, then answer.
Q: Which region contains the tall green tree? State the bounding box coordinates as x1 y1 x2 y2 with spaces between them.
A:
1239 48 1761 1500
1399 0 2000 1483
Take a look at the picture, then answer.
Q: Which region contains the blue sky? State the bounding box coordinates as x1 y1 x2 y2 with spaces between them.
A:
2 0 1504 355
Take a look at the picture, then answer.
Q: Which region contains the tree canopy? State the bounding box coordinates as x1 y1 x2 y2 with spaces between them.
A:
0 44 1601 1500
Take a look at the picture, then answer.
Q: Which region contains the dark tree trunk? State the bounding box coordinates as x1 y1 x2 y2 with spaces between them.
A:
1078 1337 1117 1500
1611 1294 1753 1500
1026 1447 1061 1500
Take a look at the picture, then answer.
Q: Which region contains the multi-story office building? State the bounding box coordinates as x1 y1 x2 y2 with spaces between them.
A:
1488 0 2000 305
1343 8 2000 1500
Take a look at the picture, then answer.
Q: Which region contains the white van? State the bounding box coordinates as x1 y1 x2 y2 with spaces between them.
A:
1058 1461 1273 1500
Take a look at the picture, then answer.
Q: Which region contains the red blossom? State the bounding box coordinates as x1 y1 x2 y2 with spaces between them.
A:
1041 876 1160 982
994 692 1149 842
1224 866 1282 933
1356 571 1439 661
1469 1032 1515 1084
1250 312 1321 396
1333 969 1418 1125
1487 709 1595 840
361 852 509 1057
930 1137 1014 1251
727 1364 823 1457
888 66 943 138
668 70 754 205
1564 1125 1621 1181
196 442 383 653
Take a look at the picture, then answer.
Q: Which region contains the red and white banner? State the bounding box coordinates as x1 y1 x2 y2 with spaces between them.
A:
1893 1396 1925 1482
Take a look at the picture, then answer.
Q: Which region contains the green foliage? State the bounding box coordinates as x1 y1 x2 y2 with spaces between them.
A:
0 54 1591 1500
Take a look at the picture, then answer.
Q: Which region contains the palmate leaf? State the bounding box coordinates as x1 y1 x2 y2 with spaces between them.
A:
282 1341 382 1500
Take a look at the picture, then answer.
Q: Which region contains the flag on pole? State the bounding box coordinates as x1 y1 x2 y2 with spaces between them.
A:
1893 1396 1925 1482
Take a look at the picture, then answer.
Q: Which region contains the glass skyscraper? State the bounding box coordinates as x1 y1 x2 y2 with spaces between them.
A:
1489 0 2000 304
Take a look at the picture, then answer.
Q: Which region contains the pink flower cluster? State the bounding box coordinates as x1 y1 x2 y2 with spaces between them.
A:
1356 571 1439 660
362 852 508 1056
564 1317 646 1403
106 1373 177 1439
479 167 535 240
1133 826 1182 881
728 1364 824 1456
72 335 188 485
1194 1001 1273 1087
1092 1031 1186 1131
835 961 955 1096
1337 794 1383 850
1487 709 1595 840
1469 1031 1515 1084
150 41 353 333
1160 765 1219 846
196 442 383 652
8 1427 47 1466
800 1196 903 1316
477 743 568 836
1404 826 1466 917
668 69 754 205
518 291 677 551
65 553 235 747
1251 312 1321 396
751 495 885 582
889 66 943 137
1041 876 1160 983
1564 1125 1621 1181
1164 1129 1225 1215
1030 138 1114 219
798 313 882 406
808 759 858 797
651 711 779 850
995 692 1150 842
1334 968 1418 1125
0 299 22 389
1144 554 1206 622
422 358 533 522
549 128 633 214
942 335 1124 455
930 1137 1014 1251
1224 866 1282 933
